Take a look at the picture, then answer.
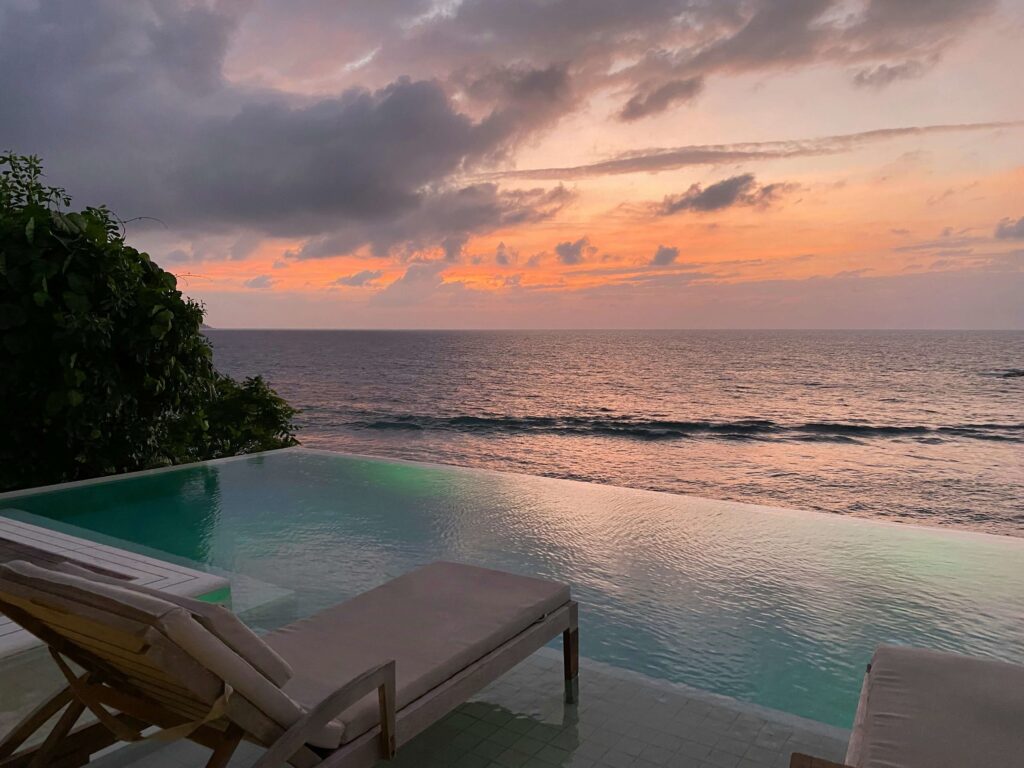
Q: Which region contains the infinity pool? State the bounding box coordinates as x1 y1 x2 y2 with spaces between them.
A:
3 448 1022 727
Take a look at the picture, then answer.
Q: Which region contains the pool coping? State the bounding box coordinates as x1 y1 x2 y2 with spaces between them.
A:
1 446 1020 548
0 517 230 660
536 646 851 742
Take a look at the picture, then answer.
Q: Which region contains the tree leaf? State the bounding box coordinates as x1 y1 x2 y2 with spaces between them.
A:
62 290 91 314
0 303 27 329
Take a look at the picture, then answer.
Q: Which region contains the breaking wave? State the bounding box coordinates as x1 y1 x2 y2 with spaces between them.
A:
347 414 1024 443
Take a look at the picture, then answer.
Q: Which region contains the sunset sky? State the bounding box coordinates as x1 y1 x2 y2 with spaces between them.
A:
2 0 1022 328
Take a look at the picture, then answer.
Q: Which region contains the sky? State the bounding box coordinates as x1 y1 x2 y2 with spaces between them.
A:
1 0 1022 329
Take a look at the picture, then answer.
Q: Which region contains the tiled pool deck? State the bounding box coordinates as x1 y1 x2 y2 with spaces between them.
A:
93 649 848 768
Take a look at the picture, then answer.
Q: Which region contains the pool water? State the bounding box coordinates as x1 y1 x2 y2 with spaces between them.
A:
3 448 1023 728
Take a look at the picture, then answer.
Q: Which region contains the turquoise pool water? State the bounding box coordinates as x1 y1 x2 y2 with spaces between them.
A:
3 448 1023 728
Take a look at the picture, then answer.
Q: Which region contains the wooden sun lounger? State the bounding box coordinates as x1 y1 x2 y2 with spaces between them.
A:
0 560 579 768
791 644 1024 768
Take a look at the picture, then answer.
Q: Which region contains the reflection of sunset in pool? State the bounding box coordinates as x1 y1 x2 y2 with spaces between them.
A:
10 449 1024 727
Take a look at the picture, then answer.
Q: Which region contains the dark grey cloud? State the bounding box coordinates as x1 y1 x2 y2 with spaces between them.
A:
613 0 995 118
0 1 574 259
489 121 1021 180
650 245 680 266
658 174 794 215
555 237 594 265
244 275 274 289
172 80 481 233
495 242 516 266
441 236 467 262
459 64 575 136
335 270 384 287
678 0 829 76
995 217 1024 240
238 0 996 122
619 77 703 122
853 60 929 88
289 184 573 260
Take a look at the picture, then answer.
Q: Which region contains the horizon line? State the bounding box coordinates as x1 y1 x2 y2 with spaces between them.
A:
201 327 1024 332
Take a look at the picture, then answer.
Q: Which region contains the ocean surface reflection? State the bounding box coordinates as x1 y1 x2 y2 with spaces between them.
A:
208 330 1024 536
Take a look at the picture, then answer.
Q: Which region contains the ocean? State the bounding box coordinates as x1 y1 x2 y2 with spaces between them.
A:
208 330 1023 537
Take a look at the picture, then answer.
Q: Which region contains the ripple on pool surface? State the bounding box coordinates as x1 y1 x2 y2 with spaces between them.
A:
5 448 1023 728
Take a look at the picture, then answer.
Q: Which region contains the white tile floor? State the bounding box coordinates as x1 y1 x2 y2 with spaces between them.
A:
94 649 849 768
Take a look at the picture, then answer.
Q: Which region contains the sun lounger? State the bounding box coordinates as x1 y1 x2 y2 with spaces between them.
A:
0 560 578 768
791 644 1024 768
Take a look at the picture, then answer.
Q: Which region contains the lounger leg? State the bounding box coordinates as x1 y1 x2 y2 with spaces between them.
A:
0 684 74 760
563 602 579 704
28 698 86 768
205 725 244 768
378 676 397 759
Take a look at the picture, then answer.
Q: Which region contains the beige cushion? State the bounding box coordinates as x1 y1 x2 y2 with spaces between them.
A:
265 561 570 743
854 644 1024 768
53 561 292 686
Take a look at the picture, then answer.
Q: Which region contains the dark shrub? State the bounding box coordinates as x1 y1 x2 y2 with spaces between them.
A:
0 153 296 492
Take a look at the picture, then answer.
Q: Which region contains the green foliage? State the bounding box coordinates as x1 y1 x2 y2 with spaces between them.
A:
0 153 297 492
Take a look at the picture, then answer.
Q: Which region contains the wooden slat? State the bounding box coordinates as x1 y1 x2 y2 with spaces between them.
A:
0 588 150 646
51 626 221 706
56 628 165 674
47 635 214 715
117 681 211 719
82 662 211 716
3 600 149 653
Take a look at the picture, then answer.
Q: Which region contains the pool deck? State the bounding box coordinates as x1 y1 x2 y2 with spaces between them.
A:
92 649 849 768
0 515 229 660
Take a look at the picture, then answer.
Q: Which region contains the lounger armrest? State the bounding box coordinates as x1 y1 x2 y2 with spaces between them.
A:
790 753 854 768
251 659 397 768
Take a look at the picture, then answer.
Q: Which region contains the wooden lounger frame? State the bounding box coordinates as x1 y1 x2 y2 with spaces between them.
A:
0 596 579 768
790 755 852 768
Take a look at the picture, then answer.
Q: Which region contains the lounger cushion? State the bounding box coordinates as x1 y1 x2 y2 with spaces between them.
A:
52 561 293 686
265 561 570 745
853 644 1024 768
